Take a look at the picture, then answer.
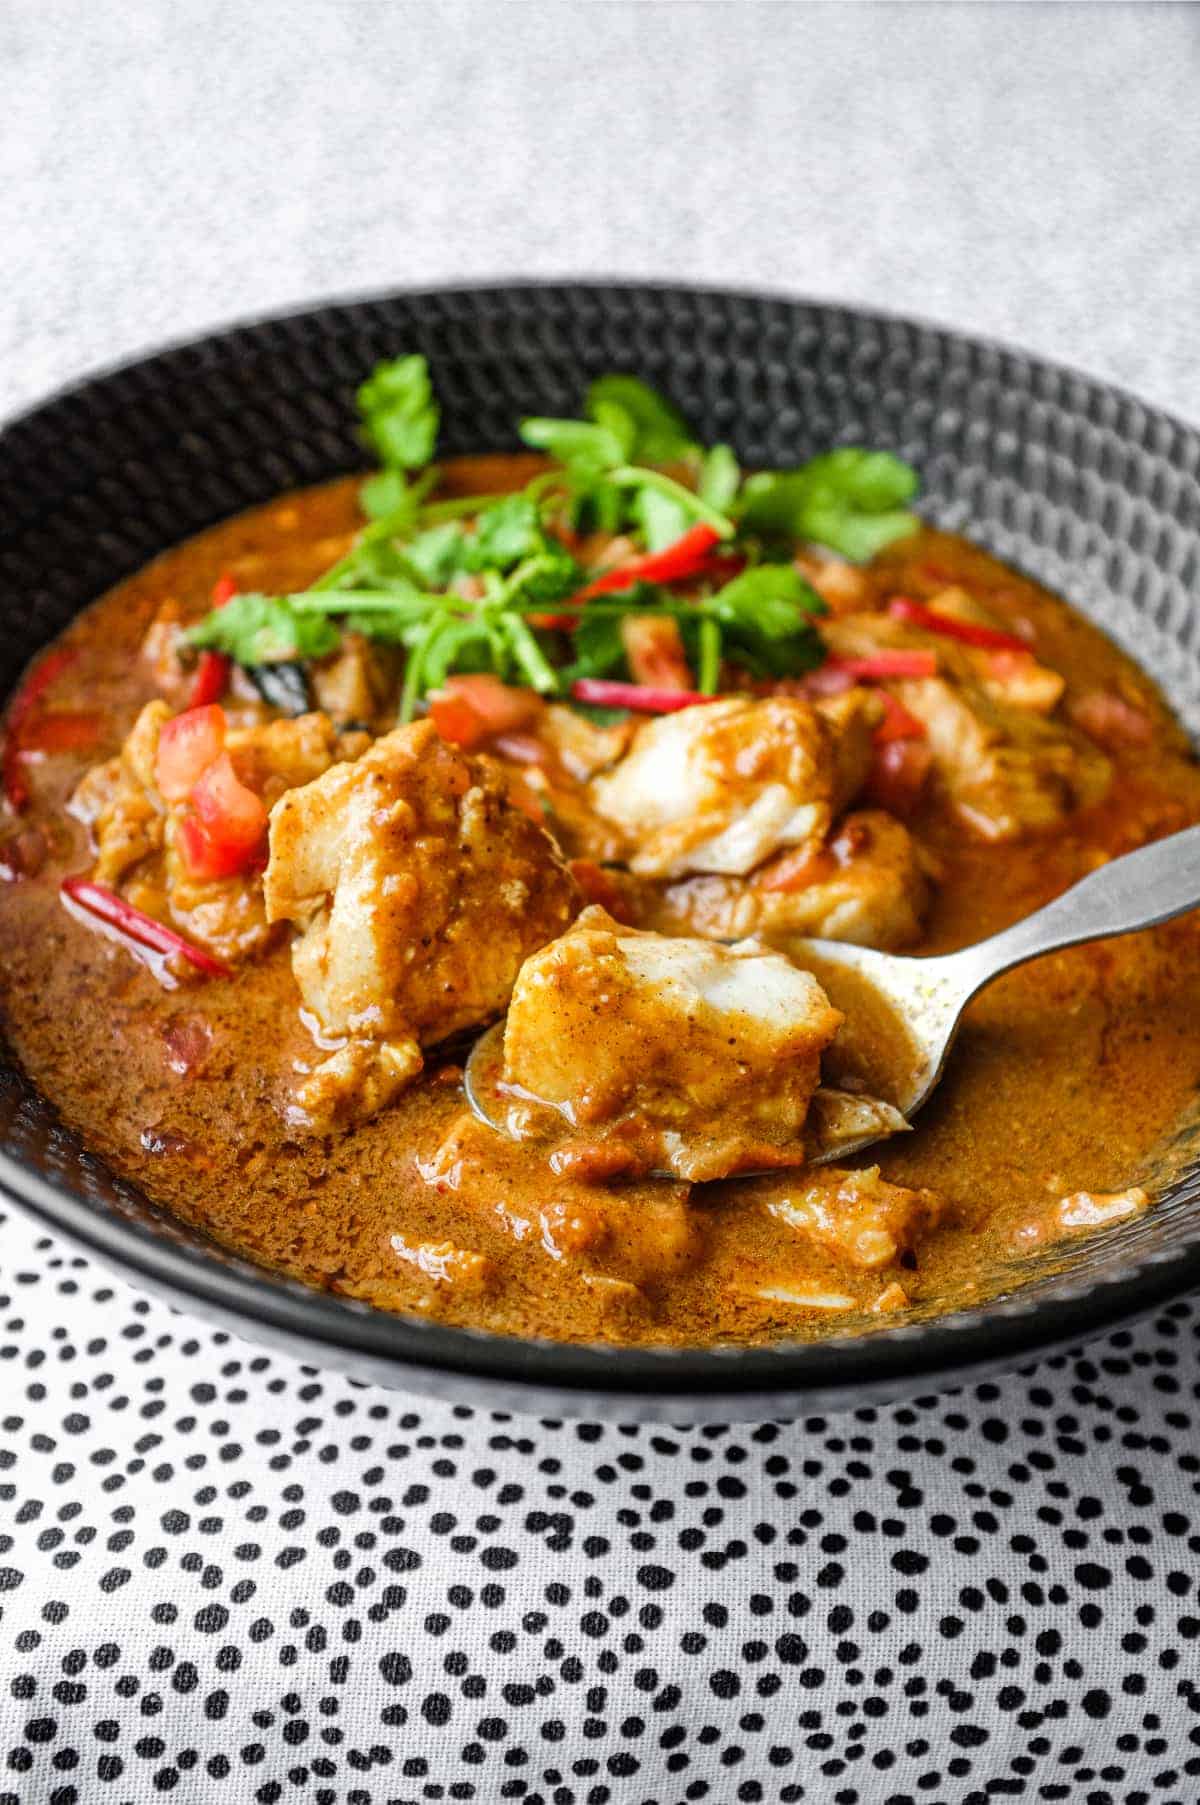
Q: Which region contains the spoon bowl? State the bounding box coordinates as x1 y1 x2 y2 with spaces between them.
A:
466 823 1200 1173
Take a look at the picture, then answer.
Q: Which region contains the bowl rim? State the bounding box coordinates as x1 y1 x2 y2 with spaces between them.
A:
4 272 1197 450
3 276 1200 1412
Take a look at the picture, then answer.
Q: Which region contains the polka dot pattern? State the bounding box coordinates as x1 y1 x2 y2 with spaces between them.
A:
3 1208 1200 1803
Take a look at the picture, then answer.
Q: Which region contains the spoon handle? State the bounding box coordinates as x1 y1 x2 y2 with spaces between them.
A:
946 822 1200 995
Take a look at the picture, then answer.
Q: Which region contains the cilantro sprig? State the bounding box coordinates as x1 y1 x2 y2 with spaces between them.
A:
183 356 920 720
562 566 827 694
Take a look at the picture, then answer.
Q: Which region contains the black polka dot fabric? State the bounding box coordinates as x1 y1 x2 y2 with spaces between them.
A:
3 1204 1200 1805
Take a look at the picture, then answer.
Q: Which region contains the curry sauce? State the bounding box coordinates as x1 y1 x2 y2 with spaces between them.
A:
2 461 1199 1346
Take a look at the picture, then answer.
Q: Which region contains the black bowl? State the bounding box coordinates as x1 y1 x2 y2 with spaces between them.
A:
3 281 1200 1422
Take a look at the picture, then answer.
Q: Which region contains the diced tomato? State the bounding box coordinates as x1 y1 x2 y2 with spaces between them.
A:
210 572 238 609
181 753 268 878
864 739 934 818
428 675 543 750
427 690 485 749
569 678 712 714
155 704 226 803
887 596 1029 653
872 690 927 744
621 616 693 691
756 847 837 894
176 817 242 881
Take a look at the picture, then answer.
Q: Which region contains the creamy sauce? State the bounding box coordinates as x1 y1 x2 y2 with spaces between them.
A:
2 461 1199 1344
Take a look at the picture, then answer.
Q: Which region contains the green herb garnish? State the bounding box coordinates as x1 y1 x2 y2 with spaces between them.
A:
738 449 919 561
186 593 342 665
357 354 439 471
184 356 919 720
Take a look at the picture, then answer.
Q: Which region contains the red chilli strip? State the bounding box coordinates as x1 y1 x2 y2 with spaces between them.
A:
188 652 231 709
570 678 715 714
823 650 939 681
187 573 238 707
572 524 724 603
61 875 231 978
887 596 1029 654
3 647 79 810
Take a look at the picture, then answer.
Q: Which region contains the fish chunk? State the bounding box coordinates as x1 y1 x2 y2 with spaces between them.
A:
264 719 579 1127
645 811 932 952
502 905 843 1182
588 693 878 880
764 1165 943 1269
897 674 1111 840
821 611 1109 839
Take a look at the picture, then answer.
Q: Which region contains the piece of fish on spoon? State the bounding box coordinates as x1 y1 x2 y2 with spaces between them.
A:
467 821 1200 1176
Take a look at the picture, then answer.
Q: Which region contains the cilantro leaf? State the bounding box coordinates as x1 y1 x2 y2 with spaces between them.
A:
515 414 630 534
359 467 418 524
467 495 546 567
585 376 697 464
702 565 827 678
738 448 919 560
517 415 628 470
698 443 740 513
585 397 638 462
357 355 439 470
401 521 470 587
184 593 340 666
706 564 827 640
797 505 919 564
632 484 691 553
563 610 627 684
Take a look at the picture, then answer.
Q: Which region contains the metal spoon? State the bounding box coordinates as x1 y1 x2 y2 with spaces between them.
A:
466 824 1200 1171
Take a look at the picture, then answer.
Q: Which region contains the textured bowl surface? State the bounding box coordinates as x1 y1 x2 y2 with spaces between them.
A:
3 281 1200 1421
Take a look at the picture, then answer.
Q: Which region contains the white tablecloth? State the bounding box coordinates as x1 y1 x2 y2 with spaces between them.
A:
4 6 1200 1798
